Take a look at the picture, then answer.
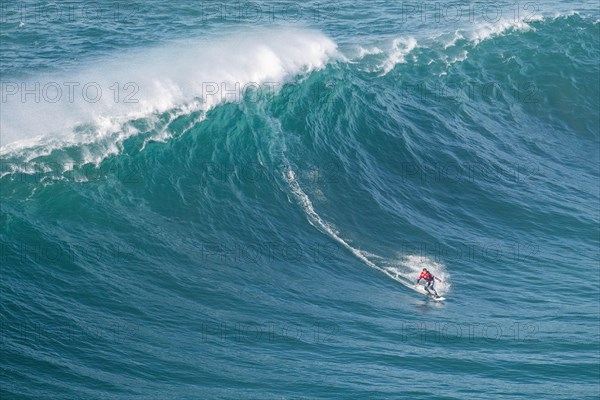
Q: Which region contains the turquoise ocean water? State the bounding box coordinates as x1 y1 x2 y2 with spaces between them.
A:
1 1 599 398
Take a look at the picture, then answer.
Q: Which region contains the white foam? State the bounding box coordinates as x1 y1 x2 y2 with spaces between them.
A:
379 37 418 75
398 255 451 295
442 50 469 68
552 10 580 20
1 28 338 153
441 31 465 49
468 19 535 45
356 45 384 58
425 17 541 73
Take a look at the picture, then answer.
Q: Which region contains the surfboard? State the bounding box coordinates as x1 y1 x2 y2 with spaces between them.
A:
385 272 447 301
415 285 446 301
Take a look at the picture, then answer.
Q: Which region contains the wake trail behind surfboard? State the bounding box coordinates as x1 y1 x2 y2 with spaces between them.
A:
283 165 450 297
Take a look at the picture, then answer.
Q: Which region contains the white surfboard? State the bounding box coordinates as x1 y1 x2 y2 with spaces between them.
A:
384 271 447 300
415 285 446 301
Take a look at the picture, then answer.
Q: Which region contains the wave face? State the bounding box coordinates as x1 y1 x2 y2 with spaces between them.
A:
1 1 599 399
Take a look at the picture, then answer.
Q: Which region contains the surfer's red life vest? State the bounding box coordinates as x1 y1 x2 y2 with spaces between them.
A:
418 271 434 282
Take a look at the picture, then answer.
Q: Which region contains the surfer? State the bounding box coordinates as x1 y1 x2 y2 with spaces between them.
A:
416 268 442 298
